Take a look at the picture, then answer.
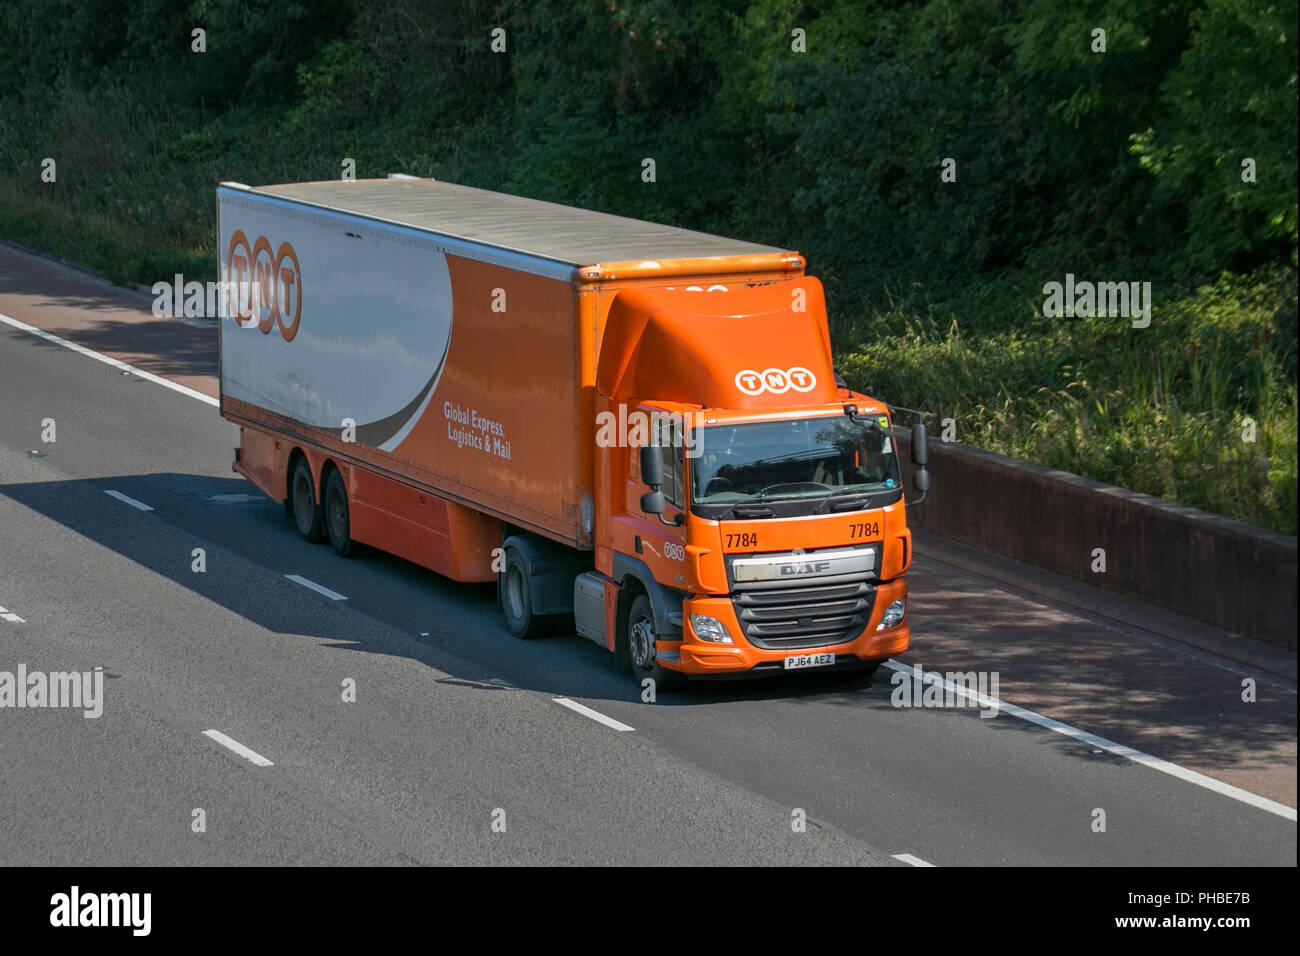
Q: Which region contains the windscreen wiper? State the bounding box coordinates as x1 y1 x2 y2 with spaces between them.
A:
829 492 874 512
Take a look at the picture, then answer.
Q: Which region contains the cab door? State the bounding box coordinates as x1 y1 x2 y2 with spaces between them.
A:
630 410 689 588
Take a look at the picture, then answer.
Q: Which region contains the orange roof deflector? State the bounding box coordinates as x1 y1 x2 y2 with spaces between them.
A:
577 253 803 282
596 276 838 409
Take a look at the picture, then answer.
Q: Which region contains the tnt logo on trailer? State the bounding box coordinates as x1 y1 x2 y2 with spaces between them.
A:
226 230 302 339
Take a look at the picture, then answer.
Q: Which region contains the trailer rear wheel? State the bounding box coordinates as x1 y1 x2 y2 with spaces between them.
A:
290 457 324 543
627 595 685 691
323 469 359 557
501 547 547 638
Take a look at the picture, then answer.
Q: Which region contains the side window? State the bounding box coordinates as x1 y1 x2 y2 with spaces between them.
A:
861 432 889 482
656 416 683 508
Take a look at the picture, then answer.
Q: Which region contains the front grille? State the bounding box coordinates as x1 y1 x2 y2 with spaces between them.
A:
734 578 876 649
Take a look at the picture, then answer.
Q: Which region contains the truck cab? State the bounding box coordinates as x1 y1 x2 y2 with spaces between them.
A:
569 275 930 686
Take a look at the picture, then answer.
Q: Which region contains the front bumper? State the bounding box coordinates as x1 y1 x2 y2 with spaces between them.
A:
661 578 910 676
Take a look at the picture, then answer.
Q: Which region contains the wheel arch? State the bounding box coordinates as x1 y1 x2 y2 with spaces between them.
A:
319 456 342 487
500 532 588 617
612 576 647 671
611 553 686 651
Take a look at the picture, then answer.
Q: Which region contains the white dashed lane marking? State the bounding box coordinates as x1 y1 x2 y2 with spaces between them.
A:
552 697 635 732
285 574 348 601
202 730 275 767
104 489 154 511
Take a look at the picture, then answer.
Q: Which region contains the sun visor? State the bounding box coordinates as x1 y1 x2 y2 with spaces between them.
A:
596 277 836 408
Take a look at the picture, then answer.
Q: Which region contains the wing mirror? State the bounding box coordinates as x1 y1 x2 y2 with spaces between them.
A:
908 422 931 504
639 445 666 515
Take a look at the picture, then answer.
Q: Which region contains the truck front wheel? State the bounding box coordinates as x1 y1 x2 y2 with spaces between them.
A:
627 595 684 691
290 457 324 543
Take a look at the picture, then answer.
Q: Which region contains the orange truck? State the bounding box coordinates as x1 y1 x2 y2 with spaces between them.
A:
217 176 931 687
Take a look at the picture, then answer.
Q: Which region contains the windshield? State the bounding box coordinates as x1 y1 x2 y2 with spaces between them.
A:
691 416 900 505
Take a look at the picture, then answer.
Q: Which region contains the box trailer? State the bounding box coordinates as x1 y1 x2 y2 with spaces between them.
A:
218 177 930 686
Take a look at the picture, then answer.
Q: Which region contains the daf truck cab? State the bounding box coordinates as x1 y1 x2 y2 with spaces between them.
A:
567 278 930 687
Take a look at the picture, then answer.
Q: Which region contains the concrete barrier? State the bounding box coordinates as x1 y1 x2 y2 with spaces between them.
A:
895 434 1298 651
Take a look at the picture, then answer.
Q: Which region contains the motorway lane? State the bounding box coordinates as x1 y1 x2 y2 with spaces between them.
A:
1 319 1295 865
0 617 402 866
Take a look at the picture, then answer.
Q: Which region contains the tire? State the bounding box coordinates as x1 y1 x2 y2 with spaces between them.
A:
323 468 359 557
501 547 546 638
626 595 685 691
290 457 324 543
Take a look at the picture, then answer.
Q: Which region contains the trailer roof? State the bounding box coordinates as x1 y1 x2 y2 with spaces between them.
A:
237 178 787 267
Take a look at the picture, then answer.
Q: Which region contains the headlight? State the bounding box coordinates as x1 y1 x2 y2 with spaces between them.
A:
877 598 906 630
689 614 733 644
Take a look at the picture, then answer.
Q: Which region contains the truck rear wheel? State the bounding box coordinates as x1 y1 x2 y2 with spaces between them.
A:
290 457 324 543
323 469 359 557
627 595 685 691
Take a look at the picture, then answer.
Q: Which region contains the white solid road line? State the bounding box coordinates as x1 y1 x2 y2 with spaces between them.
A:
0 309 219 407
103 489 154 511
552 697 635 732
883 661 1298 823
285 574 348 601
892 853 936 867
202 729 274 767
0 604 27 624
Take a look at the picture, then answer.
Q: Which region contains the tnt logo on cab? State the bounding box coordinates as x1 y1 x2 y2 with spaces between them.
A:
734 366 817 396
226 230 302 340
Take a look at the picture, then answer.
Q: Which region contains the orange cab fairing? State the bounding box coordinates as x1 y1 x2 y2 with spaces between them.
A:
589 277 912 674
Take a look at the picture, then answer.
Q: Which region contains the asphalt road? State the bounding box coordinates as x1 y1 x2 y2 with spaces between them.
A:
0 248 1295 865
